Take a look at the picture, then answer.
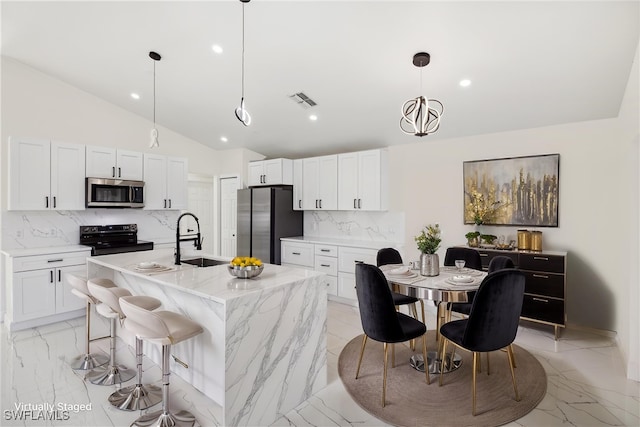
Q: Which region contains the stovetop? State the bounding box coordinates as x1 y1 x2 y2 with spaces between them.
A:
80 224 154 256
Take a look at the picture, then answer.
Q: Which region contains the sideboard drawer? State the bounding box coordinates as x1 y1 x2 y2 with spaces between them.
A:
477 250 519 269
521 294 564 325
522 271 564 298
519 253 565 274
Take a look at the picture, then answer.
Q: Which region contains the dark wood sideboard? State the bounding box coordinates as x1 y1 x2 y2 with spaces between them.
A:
469 247 567 339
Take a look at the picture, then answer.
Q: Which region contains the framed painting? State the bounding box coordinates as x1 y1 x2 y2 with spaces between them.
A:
463 154 559 227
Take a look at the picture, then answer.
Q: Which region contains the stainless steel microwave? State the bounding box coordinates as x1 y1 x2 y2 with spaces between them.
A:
86 178 144 208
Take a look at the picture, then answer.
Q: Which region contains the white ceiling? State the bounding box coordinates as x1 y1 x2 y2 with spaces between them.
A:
2 1 639 159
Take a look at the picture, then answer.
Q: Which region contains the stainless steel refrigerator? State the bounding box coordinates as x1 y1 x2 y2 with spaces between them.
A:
237 186 303 265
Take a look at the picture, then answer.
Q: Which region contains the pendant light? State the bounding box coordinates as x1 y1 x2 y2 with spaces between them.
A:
235 0 251 126
149 51 161 148
400 52 444 137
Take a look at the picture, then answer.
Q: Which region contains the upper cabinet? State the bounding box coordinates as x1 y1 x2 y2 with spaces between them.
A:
8 137 85 211
86 146 143 181
248 158 293 186
292 159 303 211
143 154 188 210
337 149 388 211
302 155 338 210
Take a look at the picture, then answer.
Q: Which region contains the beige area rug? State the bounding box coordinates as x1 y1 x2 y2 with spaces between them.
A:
338 332 546 427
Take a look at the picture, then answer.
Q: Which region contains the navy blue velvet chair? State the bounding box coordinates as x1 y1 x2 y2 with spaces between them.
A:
354 263 430 407
439 269 525 415
450 255 515 316
376 248 424 323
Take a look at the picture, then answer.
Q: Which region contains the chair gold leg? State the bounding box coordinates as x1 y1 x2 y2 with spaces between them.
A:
382 342 388 407
472 352 478 416
410 303 419 351
439 339 448 386
419 299 425 324
355 335 368 379
507 345 520 401
422 334 430 385
392 343 395 368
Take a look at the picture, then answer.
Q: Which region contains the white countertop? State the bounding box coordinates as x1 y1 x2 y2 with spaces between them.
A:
280 236 399 250
1 245 92 258
87 248 324 304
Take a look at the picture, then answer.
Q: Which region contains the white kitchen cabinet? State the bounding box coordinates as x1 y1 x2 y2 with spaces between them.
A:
338 149 388 211
337 246 378 302
143 154 188 210
302 155 337 210
8 137 85 211
280 241 338 297
292 159 303 211
248 158 293 186
6 249 90 330
86 146 143 181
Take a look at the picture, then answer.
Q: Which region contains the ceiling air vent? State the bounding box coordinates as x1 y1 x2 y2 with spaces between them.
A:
289 92 317 109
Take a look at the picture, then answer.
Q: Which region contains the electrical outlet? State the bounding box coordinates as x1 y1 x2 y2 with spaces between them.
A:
50 228 57 237
16 230 23 238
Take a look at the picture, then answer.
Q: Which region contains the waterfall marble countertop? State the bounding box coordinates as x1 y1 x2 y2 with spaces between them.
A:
87 248 324 304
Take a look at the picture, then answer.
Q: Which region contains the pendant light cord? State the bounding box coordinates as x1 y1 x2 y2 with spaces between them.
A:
241 2 246 99
153 60 157 126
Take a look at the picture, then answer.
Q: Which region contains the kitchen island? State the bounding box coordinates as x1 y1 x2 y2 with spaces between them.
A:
87 248 327 426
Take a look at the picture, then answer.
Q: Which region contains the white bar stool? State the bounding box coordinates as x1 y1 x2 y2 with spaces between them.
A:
68 274 111 370
120 295 204 427
86 278 139 386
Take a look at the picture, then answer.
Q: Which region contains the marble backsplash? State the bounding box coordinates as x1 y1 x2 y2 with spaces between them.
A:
2 210 180 250
303 210 405 244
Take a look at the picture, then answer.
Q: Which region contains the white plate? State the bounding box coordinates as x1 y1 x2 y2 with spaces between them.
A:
388 266 409 275
451 275 474 283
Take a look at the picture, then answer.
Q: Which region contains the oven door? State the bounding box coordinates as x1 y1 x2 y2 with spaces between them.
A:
86 178 145 208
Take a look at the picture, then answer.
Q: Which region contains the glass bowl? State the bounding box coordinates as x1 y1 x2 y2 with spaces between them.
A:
227 264 264 279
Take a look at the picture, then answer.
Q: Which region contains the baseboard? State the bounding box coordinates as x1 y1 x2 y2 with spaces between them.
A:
5 309 85 332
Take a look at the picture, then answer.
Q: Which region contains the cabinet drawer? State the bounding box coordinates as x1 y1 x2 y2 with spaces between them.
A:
519 253 565 274
315 244 338 257
477 250 518 269
324 275 338 296
12 251 90 272
338 247 377 273
280 242 314 267
523 271 564 298
315 255 338 276
521 294 564 325
337 273 357 301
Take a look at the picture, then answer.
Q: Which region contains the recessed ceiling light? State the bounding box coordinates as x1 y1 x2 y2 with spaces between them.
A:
130 93 140 100
212 44 223 54
459 79 471 87
220 136 228 143
309 114 318 121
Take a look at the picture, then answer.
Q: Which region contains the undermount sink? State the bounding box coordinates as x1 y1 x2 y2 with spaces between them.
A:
181 257 227 267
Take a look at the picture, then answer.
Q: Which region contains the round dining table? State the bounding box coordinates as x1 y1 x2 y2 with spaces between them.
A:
380 264 487 374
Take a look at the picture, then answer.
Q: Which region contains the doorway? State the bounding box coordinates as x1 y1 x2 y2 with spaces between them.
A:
187 174 214 253
219 175 240 257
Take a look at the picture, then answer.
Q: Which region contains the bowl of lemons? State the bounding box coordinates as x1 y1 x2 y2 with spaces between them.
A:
228 256 264 279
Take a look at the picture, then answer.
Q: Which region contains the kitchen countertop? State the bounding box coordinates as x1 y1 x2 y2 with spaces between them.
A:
280 235 399 249
87 248 323 304
1 245 91 257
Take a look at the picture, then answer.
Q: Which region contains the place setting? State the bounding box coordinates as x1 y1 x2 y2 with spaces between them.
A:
130 261 176 275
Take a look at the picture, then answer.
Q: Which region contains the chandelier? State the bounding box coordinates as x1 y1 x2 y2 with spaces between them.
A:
400 52 444 137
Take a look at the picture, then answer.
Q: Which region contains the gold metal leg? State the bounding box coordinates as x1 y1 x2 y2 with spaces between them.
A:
419 299 426 324
472 352 478 416
439 339 448 386
422 334 430 385
392 343 395 368
355 335 367 379
507 345 520 401
554 325 559 340
382 342 388 407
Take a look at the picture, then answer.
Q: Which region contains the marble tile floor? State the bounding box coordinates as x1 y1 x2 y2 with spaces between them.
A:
1 301 638 426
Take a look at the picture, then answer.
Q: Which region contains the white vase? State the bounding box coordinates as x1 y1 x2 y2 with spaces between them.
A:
420 253 439 276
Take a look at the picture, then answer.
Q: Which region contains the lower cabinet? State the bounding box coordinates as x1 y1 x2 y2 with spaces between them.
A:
6 250 89 330
281 239 380 303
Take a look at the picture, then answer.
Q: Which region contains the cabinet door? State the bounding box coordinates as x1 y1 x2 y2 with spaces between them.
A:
292 159 303 210
263 159 283 185
8 137 51 210
13 269 57 322
143 154 168 209
248 162 265 186
86 145 116 178
50 141 86 210
166 157 188 210
357 150 384 210
116 149 143 181
56 265 86 313
337 152 358 210
317 155 338 210
337 273 358 301
302 157 320 210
